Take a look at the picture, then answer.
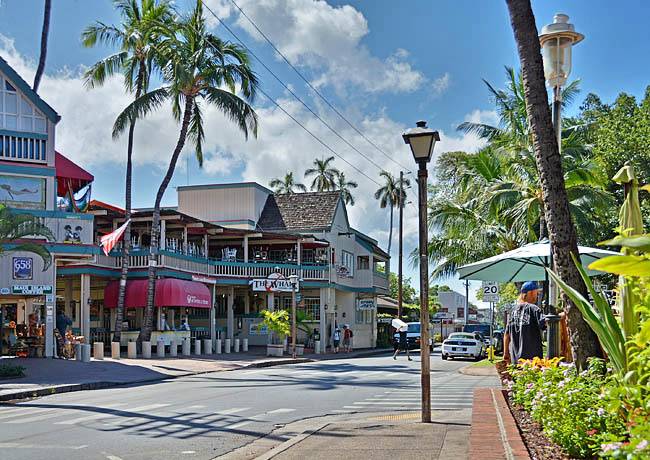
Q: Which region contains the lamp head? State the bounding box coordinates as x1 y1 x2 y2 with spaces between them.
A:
539 14 584 88
402 121 440 166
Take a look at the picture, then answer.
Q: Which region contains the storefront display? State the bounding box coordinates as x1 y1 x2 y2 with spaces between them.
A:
1 302 45 357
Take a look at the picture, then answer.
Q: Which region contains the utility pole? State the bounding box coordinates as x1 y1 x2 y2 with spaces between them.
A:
464 280 469 326
398 171 404 320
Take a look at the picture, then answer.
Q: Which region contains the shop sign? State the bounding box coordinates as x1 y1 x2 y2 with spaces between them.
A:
357 299 376 310
11 285 53 295
192 274 217 284
250 272 296 293
296 293 303 303
250 323 268 335
378 317 392 323
186 295 210 306
13 257 33 280
0 288 9 295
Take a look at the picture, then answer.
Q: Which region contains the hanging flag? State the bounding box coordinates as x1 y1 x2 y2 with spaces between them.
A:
100 219 131 256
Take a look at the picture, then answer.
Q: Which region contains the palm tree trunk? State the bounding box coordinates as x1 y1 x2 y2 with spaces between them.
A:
505 0 602 367
387 206 394 255
113 64 146 344
33 0 51 92
138 95 195 345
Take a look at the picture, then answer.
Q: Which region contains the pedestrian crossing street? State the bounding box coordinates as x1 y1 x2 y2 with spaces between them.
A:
0 402 297 438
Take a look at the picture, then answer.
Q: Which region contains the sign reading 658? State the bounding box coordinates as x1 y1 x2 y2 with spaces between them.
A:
13 257 33 280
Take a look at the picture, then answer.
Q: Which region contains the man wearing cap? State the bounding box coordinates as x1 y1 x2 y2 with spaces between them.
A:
504 281 546 365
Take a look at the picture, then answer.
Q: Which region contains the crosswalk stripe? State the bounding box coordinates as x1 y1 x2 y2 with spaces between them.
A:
343 406 363 409
11 410 69 424
219 407 250 415
54 404 128 425
267 408 295 414
228 420 252 430
102 404 171 426
0 407 54 420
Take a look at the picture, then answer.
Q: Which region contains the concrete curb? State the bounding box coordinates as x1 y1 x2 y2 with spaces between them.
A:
458 361 498 377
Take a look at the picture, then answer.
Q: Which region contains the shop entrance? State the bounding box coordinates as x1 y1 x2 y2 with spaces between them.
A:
1 302 46 357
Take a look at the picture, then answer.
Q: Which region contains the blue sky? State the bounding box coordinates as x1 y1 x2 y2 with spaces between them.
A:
1 1 649 305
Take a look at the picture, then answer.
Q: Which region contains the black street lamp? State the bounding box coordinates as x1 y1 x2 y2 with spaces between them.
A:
289 274 299 359
402 120 439 423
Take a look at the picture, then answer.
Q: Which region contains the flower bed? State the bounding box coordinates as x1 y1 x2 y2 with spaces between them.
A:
504 357 650 459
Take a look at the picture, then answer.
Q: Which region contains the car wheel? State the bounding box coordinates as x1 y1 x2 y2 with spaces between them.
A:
474 353 482 362
430 344 434 352
441 354 447 360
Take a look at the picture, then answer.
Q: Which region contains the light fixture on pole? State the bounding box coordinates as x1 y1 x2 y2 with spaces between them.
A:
539 14 583 358
289 274 299 359
402 120 439 423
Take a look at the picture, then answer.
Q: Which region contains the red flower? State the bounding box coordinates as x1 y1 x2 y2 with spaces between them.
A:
586 430 597 435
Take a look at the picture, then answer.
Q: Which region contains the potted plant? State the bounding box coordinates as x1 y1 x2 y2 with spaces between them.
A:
259 309 290 357
289 310 315 356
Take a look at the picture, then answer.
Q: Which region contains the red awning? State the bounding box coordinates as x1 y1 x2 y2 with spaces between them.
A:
104 279 212 308
55 151 94 196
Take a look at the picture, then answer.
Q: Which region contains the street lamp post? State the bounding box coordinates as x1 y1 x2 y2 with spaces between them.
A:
539 14 583 359
402 120 439 423
289 274 299 359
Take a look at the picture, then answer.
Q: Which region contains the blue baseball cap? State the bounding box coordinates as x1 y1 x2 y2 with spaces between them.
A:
520 281 539 293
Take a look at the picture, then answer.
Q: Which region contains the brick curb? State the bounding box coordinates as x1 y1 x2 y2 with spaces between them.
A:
470 388 531 460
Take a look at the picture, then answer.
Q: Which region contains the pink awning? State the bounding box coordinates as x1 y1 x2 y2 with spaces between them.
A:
104 279 212 308
55 151 94 196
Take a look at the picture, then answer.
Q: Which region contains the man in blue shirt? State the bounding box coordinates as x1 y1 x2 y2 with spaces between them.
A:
56 309 72 357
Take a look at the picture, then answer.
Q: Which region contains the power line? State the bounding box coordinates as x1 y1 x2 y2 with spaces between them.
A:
226 0 415 174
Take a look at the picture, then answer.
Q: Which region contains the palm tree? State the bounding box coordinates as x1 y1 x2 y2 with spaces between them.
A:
269 172 306 194
33 0 52 92
334 172 358 205
304 156 339 191
113 0 259 343
82 0 174 344
0 205 55 269
505 0 602 366
374 171 409 254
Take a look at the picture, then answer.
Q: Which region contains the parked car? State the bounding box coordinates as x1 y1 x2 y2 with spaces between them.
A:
473 331 490 348
393 322 433 351
441 332 486 361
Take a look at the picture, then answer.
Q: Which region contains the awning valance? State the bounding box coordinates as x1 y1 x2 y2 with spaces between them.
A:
104 279 211 309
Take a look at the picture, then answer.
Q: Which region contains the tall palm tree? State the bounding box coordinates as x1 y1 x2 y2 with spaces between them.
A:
304 156 339 191
505 0 601 366
374 171 409 254
33 0 52 92
269 172 306 194
114 0 259 343
0 206 55 269
82 0 174 344
334 172 358 205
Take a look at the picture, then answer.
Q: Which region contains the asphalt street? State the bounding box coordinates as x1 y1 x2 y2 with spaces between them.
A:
0 351 499 460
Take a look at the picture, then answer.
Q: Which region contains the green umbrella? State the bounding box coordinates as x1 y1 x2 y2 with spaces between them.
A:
611 163 643 339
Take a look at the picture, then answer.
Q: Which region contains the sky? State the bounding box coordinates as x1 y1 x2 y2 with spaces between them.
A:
1 0 649 307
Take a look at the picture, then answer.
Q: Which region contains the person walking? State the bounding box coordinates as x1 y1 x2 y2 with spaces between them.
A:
333 328 341 353
343 325 352 352
504 281 546 365
55 309 72 358
393 327 412 361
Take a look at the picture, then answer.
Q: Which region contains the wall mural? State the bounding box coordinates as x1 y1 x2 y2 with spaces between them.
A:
0 175 45 209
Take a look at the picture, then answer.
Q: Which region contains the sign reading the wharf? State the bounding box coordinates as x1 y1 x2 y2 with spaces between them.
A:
186 295 210 306
13 257 33 280
191 275 217 284
357 299 376 310
12 285 53 295
250 273 297 293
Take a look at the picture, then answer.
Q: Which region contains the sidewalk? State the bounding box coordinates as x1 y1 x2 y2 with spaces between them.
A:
0 347 391 401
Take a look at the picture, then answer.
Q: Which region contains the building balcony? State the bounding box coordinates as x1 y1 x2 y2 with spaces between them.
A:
0 131 48 164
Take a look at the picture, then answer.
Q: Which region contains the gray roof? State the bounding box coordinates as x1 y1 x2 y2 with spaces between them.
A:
257 191 341 232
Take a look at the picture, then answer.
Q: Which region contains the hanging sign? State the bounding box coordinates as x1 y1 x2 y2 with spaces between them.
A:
12 285 53 295
357 299 376 310
192 275 217 284
250 272 297 293
13 257 33 280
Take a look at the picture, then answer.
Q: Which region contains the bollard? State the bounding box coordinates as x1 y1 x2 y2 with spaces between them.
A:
194 339 201 355
81 344 91 362
157 339 165 358
215 339 222 354
128 341 137 359
234 338 240 353
111 342 120 359
75 342 82 361
242 338 248 352
169 340 177 357
315 340 321 354
224 338 231 354
182 338 191 356
142 341 151 358
203 339 212 355
93 342 104 360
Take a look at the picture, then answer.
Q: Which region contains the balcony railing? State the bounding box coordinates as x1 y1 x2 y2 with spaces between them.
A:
0 133 47 163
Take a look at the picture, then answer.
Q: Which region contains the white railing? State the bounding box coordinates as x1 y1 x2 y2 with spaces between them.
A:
0 134 47 163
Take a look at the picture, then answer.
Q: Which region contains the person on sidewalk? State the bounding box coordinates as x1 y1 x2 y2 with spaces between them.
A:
393 327 412 361
333 328 341 353
343 325 352 352
504 281 546 365
56 309 72 358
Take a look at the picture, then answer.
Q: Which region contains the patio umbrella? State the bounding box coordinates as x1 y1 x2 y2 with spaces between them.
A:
456 240 618 283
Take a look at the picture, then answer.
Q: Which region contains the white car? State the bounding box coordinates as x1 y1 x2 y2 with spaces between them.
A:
441 332 486 361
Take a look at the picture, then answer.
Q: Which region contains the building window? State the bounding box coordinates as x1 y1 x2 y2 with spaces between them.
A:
341 250 354 277
457 307 464 318
357 256 369 270
302 248 314 264
0 75 47 134
283 296 292 311
302 297 320 320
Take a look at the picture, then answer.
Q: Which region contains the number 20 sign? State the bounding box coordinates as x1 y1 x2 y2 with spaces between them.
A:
482 281 499 302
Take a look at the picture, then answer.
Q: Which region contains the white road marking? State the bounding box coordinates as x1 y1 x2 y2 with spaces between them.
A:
54 403 128 425
0 407 55 421
267 408 295 414
228 420 252 430
105 455 123 460
219 407 250 415
11 409 70 424
102 404 171 426
188 405 205 409
0 443 87 449
343 406 363 409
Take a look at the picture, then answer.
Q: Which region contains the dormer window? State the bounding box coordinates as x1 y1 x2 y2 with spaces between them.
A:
0 75 47 134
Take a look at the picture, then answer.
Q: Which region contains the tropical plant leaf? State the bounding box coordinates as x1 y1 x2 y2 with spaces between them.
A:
588 254 650 277
599 234 650 252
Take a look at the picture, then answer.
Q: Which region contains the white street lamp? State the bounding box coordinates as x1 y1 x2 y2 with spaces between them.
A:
289 274 299 359
539 14 584 152
402 120 439 424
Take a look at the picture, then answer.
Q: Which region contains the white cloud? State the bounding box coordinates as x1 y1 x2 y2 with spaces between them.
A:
432 72 451 96
464 108 499 126
204 0 427 94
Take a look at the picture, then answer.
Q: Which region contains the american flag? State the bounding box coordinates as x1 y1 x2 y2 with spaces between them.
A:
100 219 131 256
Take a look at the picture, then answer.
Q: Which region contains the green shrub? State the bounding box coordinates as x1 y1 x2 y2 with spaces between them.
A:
433 333 442 343
0 363 26 378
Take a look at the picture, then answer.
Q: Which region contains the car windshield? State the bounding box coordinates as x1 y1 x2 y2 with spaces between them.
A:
407 323 420 333
449 333 474 340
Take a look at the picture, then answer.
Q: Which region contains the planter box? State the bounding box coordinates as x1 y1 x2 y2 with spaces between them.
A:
267 344 284 357
295 344 304 356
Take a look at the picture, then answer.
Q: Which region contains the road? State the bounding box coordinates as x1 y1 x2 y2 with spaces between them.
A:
0 351 498 460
